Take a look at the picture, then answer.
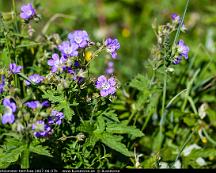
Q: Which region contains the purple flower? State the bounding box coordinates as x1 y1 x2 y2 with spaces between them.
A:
48 110 64 125
177 40 189 59
67 67 75 75
2 114 15 125
171 13 187 31
3 98 16 113
73 76 84 84
41 100 50 108
9 63 23 74
171 13 181 23
20 3 36 20
74 61 80 67
25 74 44 86
25 101 40 109
0 75 5 94
173 56 182 65
2 98 16 124
173 40 189 64
58 41 79 57
105 38 120 59
106 61 114 75
68 30 89 48
47 53 67 73
96 75 116 97
32 120 52 138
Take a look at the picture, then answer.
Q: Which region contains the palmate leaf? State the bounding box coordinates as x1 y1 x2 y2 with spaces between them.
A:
106 123 144 140
42 90 74 121
77 120 95 133
99 132 133 157
56 101 74 121
0 145 25 163
29 144 52 157
102 110 120 123
129 74 149 91
42 90 65 103
95 115 106 133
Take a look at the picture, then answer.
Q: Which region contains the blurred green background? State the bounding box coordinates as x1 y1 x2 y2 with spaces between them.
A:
0 0 216 81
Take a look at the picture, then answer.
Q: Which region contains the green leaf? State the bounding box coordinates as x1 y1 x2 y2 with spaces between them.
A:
0 161 10 169
43 90 74 121
142 155 158 168
57 101 74 121
102 110 120 123
99 132 133 157
0 48 10 68
106 123 144 140
95 115 105 134
1 132 22 140
129 74 149 91
77 120 95 133
42 90 64 103
29 145 52 157
0 145 25 163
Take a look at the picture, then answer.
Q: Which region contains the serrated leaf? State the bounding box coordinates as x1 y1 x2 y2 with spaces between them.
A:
30 145 52 157
95 115 105 133
99 132 133 157
43 90 74 121
83 134 99 158
42 90 64 103
0 145 25 163
59 101 74 121
1 132 22 140
0 162 10 169
83 134 99 148
102 110 120 123
77 120 95 133
106 123 144 140
129 74 149 91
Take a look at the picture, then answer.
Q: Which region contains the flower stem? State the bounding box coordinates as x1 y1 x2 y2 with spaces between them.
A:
173 0 190 45
159 62 167 149
170 129 195 168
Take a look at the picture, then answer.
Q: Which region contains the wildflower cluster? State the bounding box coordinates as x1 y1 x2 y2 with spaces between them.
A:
0 3 120 140
152 13 189 67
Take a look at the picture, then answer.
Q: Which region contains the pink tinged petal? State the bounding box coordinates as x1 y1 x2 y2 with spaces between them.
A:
20 13 28 19
21 4 29 11
52 53 59 60
100 90 109 97
111 52 117 59
108 62 114 67
97 75 107 83
10 102 16 112
48 59 55 66
79 41 87 48
60 56 67 63
96 82 102 89
51 66 58 73
108 87 116 95
71 42 79 50
108 77 116 86
2 114 15 124
3 98 10 106
72 51 78 56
